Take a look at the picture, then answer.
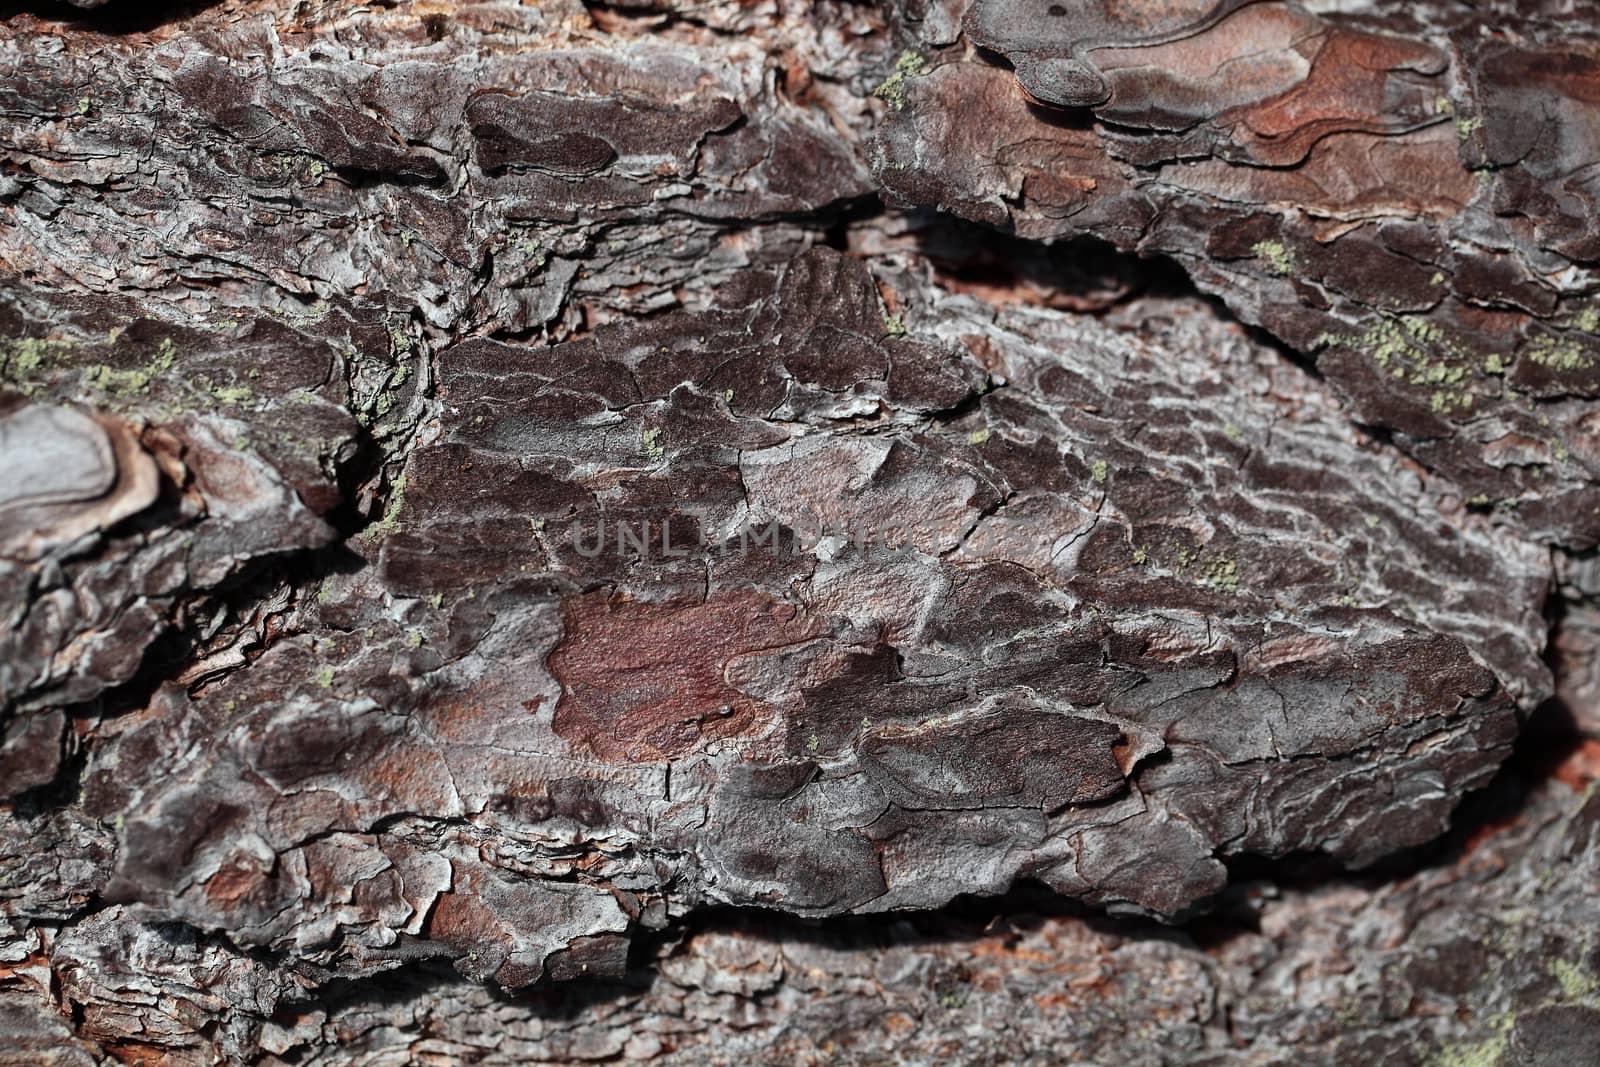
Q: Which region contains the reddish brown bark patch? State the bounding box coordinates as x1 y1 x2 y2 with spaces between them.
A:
549 588 822 762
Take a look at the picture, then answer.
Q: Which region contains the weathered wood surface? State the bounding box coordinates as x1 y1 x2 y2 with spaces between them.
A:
1 0 1597 1063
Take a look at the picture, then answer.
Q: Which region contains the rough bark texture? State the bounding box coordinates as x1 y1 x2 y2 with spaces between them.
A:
880 0 1600 548
1 0 1598 1064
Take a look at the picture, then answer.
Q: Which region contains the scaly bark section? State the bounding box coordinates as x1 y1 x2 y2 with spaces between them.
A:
877 0 1600 547
3 251 1551 996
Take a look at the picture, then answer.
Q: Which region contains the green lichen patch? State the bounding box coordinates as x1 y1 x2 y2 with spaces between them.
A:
1426 1013 1512 1067
1252 240 1294 276
1317 315 1485 413
1551 958 1598 1001
354 351 420 430
388 321 413 355
1199 554 1240 594
642 426 666 460
874 51 927 111
1524 332 1596 373
1430 389 1475 414
1143 540 1243 595
1566 307 1600 333
84 338 179 397
2 334 205 408
1 336 74 392
367 472 409 538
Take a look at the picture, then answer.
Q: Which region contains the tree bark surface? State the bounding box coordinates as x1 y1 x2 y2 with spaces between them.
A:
1 1 1597 1064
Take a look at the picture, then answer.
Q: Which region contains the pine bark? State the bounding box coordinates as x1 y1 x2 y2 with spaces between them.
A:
2 1 1598 1064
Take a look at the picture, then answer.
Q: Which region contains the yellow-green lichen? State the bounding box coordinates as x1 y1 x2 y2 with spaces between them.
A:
1252 240 1294 276
518 238 548 269
1525 333 1595 372
388 322 413 355
1551 958 1598 1000
874 51 927 111
1568 308 1600 333
1 337 74 391
1091 459 1109 483
8 339 51 375
882 315 907 337
1200 555 1240 594
1428 1036 1507 1067
1318 315 1482 410
369 473 408 537
1426 1013 1512 1067
642 426 665 460
314 666 336 688
84 341 178 397
968 428 991 445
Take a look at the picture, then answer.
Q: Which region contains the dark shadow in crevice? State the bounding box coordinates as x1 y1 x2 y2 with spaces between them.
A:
822 193 886 253
0 0 230 34
292 951 660 1024
903 215 1188 313
971 44 1017 74
899 211 1331 391
1022 99 1100 133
